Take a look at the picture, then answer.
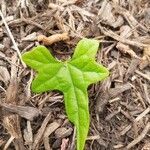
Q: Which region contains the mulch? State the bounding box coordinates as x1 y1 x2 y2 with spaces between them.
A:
0 0 150 150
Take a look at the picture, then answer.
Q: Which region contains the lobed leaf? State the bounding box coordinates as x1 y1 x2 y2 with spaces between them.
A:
22 38 109 150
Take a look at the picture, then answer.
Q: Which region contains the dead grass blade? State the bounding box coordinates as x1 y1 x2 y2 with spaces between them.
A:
0 10 26 67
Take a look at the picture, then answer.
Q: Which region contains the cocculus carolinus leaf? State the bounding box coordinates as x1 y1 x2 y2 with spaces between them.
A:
22 38 109 150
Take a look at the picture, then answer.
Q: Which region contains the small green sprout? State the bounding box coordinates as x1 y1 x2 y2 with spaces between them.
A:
22 38 109 150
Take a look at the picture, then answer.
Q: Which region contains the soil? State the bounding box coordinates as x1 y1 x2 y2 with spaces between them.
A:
0 0 150 150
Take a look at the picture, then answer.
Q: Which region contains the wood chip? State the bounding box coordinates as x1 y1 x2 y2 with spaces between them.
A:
23 121 33 147
135 70 150 81
71 5 95 18
1 103 40 121
0 138 5 147
120 25 132 38
48 3 64 10
98 1 115 25
44 122 60 138
61 138 69 150
116 42 140 58
22 32 37 41
96 83 132 113
120 107 150 135
0 66 10 85
142 142 150 150
43 122 60 150
126 122 150 149
32 112 51 149
125 58 141 81
99 26 148 48
105 107 121 121
109 83 132 98
112 2 149 33
55 127 73 138
140 46 150 69
143 84 150 105
3 54 25 149
0 43 4 50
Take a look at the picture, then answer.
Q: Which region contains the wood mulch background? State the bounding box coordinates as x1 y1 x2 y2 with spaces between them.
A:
0 0 150 150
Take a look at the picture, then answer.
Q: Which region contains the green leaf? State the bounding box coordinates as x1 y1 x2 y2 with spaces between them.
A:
22 38 109 150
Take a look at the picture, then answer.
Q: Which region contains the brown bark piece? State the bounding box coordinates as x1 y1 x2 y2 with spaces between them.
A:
125 58 141 81
55 127 73 138
43 122 60 150
116 42 140 58
61 138 69 150
2 54 25 150
96 83 132 113
32 112 51 149
0 66 10 85
1 103 40 121
140 46 150 69
23 121 33 148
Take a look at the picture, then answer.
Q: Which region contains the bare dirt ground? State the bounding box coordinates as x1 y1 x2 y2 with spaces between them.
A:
0 0 150 150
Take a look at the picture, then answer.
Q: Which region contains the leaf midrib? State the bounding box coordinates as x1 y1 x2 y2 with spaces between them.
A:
67 63 82 133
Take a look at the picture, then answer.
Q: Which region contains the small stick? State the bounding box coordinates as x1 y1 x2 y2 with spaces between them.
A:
134 107 150 122
135 70 150 81
126 122 150 149
3 136 15 150
105 107 121 121
0 10 26 67
0 85 6 92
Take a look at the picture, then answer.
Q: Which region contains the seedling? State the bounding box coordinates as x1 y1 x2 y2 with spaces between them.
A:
22 38 109 150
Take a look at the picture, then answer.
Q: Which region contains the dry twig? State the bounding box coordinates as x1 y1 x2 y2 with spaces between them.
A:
135 70 150 81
